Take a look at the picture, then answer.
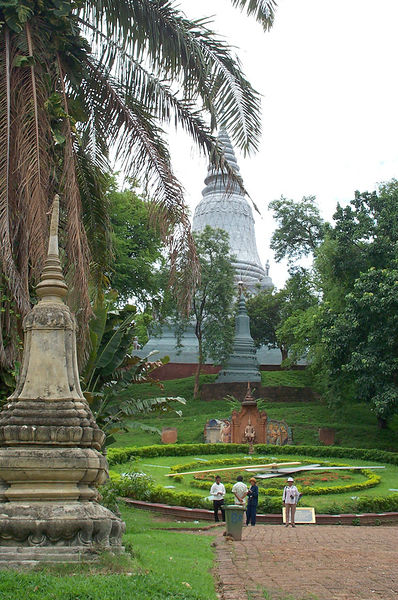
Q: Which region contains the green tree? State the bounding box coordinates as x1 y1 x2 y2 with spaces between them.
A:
302 180 398 425
188 226 236 397
317 181 398 306
246 288 283 354
246 268 318 363
0 0 276 368
108 181 164 304
269 195 326 263
319 267 398 427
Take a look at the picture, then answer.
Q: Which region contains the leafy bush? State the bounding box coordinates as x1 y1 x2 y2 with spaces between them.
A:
117 470 154 500
107 443 398 467
98 480 122 515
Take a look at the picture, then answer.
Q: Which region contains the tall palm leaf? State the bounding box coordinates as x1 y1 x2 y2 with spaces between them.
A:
0 0 277 368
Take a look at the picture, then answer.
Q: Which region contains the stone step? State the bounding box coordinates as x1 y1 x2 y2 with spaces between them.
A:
0 546 88 554
0 546 100 566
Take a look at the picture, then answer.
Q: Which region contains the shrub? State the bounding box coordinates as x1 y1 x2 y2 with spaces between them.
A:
98 480 121 515
117 470 154 500
107 443 398 467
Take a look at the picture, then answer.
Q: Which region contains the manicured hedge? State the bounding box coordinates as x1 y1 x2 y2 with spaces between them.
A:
107 443 398 467
107 444 249 465
189 468 381 497
105 443 398 515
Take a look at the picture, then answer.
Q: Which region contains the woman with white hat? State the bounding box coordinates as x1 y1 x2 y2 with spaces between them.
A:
282 477 300 527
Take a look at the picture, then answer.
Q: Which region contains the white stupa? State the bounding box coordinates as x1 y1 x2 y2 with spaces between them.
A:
138 129 283 365
192 128 273 293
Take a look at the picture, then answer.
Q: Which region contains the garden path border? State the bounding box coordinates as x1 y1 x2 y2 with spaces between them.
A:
123 498 398 525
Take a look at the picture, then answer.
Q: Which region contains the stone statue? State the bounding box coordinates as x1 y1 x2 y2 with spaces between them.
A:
244 418 256 444
220 420 231 443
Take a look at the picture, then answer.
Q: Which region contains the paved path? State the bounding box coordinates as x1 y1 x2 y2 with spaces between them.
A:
214 524 398 600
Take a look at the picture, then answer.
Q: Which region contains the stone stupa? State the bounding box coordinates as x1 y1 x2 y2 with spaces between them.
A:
192 128 273 292
138 129 284 369
216 283 261 383
0 197 124 565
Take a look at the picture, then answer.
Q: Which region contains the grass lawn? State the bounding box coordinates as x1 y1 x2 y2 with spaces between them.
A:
113 372 398 451
111 451 398 514
0 506 217 600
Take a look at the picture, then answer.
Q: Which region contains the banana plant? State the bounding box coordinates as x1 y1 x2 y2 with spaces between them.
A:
82 295 185 446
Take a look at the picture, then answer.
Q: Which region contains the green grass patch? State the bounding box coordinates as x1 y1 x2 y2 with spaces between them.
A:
0 506 217 600
112 372 398 451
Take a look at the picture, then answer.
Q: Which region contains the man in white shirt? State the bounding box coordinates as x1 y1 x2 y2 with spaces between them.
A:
210 475 226 522
282 476 301 527
232 475 248 506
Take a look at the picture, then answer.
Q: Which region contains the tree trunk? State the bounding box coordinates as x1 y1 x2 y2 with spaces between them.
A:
280 346 289 363
377 416 388 429
194 337 203 399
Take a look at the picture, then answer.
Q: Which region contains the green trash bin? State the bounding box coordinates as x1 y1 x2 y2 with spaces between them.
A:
225 504 245 540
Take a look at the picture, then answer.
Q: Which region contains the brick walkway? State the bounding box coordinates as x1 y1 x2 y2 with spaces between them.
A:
214 524 398 600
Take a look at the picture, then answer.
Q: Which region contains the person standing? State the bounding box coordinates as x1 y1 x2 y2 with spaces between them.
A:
232 475 248 506
282 477 300 527
210 475 226 522
246 477 259 526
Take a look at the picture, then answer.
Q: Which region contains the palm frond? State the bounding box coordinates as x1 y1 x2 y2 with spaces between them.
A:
74 128 113 297
13 26 52 280
57 54 92 352
80 0 262 154
230 0 277 31
77 21 221 157
78 57 200 310
0 30 31 323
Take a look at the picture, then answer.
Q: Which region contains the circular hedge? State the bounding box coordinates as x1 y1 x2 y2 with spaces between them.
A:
106 443 398 515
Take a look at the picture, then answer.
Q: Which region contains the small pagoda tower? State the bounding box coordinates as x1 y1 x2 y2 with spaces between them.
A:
216 283 261 383
0 197 124 564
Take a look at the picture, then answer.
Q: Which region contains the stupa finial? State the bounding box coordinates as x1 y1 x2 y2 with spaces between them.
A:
36 194 68 302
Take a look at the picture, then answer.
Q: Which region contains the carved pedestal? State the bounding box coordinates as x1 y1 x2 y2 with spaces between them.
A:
0 197 124 564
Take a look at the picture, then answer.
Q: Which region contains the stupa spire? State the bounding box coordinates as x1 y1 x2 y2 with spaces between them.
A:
216 283 261 383
193 129 273 292
36 195 68 303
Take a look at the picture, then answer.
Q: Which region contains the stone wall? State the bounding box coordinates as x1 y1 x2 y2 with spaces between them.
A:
200 383 319 402
150 363 306 381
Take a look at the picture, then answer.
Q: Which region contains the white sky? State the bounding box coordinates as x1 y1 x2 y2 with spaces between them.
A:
167 0 398 288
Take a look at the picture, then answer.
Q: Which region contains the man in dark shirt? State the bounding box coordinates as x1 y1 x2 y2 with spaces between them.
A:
246 477 259 526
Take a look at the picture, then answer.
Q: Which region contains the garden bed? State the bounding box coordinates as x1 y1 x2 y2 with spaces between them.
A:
105 443 398 516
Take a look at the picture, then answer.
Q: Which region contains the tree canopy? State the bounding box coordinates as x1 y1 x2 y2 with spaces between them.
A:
181 226 236 396
269 195 326 263
271 180 398 426
246 267 317 362
107 181 164 305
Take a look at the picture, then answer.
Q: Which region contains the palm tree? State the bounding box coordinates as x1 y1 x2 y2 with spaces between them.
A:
0 0 277 367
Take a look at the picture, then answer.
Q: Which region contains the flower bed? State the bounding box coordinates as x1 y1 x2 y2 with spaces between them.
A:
105 443 398 515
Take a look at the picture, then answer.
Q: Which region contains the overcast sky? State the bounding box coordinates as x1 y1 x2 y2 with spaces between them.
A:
166 0 398 288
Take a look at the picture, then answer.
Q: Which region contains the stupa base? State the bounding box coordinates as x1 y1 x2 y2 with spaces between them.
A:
0 501 125 555
0 544 125 568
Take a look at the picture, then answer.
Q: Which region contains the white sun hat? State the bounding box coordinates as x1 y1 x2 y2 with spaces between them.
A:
287 477 294 482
